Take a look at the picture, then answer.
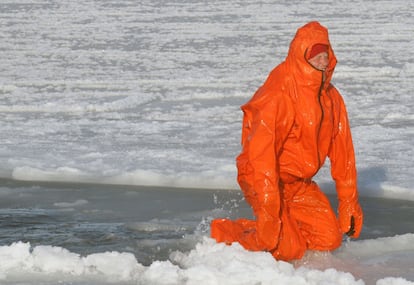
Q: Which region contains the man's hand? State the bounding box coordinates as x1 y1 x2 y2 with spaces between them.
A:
338 199 363 238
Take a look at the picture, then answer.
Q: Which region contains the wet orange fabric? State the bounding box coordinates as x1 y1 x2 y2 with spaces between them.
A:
211 21 363 261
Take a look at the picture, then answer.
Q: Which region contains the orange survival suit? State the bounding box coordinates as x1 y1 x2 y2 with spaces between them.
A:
211 21 363 261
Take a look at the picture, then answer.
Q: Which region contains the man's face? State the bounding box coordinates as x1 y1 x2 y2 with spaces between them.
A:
308 52 329 71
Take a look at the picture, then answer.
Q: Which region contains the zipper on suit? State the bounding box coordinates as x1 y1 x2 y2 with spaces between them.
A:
315 74 325 174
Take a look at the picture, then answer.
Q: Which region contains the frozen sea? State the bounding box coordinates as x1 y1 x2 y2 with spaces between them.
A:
0 0 413 284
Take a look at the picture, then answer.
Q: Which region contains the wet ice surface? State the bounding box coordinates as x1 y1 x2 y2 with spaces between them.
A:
2 179 414 261
0 179 231 266
0 179 414 284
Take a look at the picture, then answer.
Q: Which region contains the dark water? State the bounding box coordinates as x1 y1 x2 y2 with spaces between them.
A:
0 178 413 266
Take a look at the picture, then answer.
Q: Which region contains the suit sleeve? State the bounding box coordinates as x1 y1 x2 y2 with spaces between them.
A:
328 87 363 237
328 87 358 199
236 84 295 249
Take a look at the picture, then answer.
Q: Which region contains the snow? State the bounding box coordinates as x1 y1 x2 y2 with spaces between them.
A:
0 0 413 284
0 236 413 284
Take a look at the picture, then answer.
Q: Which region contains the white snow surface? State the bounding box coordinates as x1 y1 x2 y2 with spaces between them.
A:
1 235 414 285
0 0 413 200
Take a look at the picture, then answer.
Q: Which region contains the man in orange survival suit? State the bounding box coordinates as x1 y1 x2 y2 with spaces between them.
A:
211 21 363 261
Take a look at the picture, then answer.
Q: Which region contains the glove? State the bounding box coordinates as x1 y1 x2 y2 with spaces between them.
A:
338 198 363 238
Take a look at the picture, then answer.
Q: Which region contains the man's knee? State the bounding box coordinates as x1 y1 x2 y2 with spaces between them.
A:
271 240 307 261
308 227 342 251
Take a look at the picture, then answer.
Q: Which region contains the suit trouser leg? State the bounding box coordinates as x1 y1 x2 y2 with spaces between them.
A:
273 181 342 260
211 180 342 261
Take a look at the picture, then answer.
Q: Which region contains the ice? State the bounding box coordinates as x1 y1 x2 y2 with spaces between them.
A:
0 0 413 284
0 181 412 284
0 241 143 283
1 0 413 196
53 199 89 208
1 237 413 285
